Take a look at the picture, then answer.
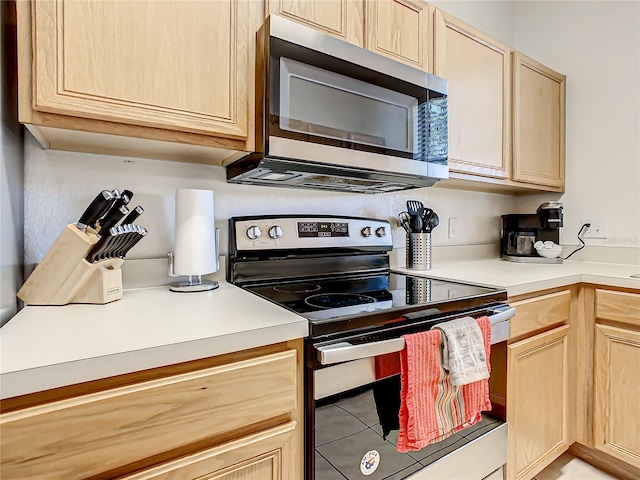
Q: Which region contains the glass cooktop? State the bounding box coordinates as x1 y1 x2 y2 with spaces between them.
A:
243 272 506 338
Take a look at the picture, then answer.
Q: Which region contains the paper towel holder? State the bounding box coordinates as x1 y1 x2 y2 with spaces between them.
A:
167 228 220 292
167 188 220 293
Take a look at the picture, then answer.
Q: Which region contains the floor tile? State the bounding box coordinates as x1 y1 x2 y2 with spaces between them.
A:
315 404 368 446
315 452 347 480
535 453 619 480
335 389 381 427
316 428 419 480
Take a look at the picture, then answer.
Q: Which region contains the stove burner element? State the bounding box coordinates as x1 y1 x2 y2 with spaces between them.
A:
305 293 376 309
273 283 322 293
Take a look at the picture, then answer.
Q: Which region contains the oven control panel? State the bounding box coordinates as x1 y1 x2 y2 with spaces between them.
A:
232 216 392 250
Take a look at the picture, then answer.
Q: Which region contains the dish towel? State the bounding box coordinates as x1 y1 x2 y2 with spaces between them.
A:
397 316 492 453
432 316 491 386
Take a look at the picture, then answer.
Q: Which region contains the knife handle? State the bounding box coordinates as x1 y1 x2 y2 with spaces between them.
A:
99 205 129 233
76 190 113 231
121 190 134 204
86 227 118 262
121 205 144 225
121 227 147 258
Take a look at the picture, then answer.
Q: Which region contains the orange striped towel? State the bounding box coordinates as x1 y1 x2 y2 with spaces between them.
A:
397 316 492 453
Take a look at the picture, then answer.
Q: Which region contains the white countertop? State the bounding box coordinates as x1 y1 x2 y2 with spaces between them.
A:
2 259 638 400
0 282 308 399
393 259 640 297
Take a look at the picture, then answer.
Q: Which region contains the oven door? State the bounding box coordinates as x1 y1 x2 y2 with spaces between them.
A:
308 305 514 480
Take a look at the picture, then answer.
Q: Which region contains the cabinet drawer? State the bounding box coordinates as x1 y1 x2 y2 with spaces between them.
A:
510 290 571 339
596 289 640 328
0 350 297 480
122 421 297 480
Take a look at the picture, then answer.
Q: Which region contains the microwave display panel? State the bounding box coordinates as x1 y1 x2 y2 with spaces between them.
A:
280 58 417 153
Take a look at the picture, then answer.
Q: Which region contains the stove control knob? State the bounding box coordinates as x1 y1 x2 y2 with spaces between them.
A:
361 226 372 238
375 227 386 237
268 225 283 239
246 225 262 240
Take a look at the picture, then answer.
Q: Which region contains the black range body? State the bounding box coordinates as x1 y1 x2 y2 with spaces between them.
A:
228 215 513 480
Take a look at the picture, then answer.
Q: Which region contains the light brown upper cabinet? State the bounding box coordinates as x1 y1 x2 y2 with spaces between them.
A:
432 9 566 193
266 0 365 47
366 0 432 71
433 10 512 180
267 0 432 70
17 0 264 164
512 52 566 189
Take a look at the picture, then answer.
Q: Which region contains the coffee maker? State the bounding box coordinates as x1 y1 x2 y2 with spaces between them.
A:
501 202 564 263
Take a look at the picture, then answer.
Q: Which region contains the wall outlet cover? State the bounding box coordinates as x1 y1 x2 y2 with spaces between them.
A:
448 217 459 239
581 217 607 239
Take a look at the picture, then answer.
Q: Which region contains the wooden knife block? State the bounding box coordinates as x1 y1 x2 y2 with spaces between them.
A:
17 224 124 306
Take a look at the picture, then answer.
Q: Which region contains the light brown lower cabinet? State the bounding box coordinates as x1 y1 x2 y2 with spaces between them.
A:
507 324 570 480
0 340 303 480
592 289 640 470
121 421 297 480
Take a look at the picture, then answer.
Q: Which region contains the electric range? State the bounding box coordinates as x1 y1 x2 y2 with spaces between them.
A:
227 215 511 480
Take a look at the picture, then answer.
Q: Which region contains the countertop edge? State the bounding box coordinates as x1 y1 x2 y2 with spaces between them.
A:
0 320 308 400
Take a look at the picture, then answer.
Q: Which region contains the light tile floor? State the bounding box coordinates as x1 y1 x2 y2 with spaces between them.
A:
534 453 619 480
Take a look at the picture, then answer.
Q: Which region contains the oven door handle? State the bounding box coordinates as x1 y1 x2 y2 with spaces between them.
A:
316 305 515 366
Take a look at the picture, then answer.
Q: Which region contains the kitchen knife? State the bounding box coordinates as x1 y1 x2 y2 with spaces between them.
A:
99 225 129 260
76 190 114 232
121 206 144 225
109 225 139 259
119 227 147 258
97 189 132 232
98 205 129 234
86 227 118 262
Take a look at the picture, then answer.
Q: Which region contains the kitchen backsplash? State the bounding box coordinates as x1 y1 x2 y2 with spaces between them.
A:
24 133 515 268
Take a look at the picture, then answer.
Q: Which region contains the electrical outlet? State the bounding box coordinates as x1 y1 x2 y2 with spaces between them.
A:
448 217 459 239
581 217 607 239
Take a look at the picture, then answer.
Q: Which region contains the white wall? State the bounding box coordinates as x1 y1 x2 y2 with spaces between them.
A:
1 2 24 326
430 0 514 45
512 1 640 249
23 134 513 267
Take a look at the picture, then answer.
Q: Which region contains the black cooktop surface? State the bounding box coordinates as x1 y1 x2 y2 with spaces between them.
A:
243 272 507 338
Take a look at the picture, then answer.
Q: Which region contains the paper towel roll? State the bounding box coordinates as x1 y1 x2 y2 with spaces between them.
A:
174 189 218 276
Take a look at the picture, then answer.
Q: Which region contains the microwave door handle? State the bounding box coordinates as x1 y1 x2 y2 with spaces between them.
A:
316 305 516 366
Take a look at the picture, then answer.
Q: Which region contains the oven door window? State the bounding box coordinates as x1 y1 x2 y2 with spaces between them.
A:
314 374 503 479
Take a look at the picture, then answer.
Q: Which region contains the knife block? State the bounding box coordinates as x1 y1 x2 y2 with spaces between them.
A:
17 224 124 306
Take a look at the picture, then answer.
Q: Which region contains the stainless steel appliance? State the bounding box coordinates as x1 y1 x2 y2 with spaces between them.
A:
228 215 514 480
226 15 449 194
501 202 564 263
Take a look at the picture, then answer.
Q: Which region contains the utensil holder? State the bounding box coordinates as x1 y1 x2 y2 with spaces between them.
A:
17 224 124 306
406 276 432 303
406 232 431 270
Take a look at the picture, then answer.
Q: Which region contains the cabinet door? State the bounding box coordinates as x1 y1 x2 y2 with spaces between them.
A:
507 325 570 480
593 324 640 469
0 349 297 480
122 422 297 480
433 10 511 179
30 0 253 138
266 0 364 47
512 52 566 189
366 0 432 71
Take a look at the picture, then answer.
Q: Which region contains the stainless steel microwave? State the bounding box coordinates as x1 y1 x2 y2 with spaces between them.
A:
226 15 449 194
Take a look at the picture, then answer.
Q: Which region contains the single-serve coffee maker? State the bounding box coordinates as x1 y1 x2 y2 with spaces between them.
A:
501 202 563 263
